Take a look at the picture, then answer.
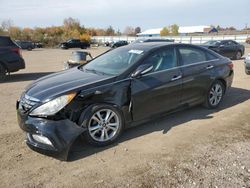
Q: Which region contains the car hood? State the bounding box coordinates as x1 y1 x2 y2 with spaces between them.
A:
25 67 115 102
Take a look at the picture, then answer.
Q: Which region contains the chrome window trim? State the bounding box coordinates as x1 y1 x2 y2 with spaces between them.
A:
179 58 220 68
133 58 220 77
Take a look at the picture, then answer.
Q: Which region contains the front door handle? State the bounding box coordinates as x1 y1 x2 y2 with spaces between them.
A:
171 75 182 81
206 65 214 70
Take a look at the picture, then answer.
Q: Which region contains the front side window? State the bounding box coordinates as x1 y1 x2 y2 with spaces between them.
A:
141 48 177 73
179 47 207 65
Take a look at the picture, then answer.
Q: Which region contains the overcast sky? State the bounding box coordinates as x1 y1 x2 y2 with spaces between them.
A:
0 0 249 31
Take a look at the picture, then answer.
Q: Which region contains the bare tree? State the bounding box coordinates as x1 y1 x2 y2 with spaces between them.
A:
63 17 80 31
106 26 115 36
1 19 13 32
123 26 135 36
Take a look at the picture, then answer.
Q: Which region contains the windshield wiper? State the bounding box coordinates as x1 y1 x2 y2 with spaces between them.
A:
85 68 98 74
84 68 112 76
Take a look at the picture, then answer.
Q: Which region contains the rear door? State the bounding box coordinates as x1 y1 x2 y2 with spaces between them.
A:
177 45 217 105
220 40 235 58
131 47 183 121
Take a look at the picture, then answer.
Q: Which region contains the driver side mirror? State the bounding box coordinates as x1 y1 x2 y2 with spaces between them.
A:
131 64 153 78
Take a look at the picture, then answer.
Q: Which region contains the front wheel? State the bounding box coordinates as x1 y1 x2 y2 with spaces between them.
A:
204 80 225 109
79 104 124 146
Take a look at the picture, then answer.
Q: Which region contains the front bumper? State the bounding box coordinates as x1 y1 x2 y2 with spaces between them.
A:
17 101 86 160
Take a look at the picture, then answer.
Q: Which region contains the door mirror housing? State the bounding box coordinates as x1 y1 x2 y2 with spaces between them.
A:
131 64 153 78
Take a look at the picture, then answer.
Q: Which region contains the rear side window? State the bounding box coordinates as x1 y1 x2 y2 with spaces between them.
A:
0 36 16 47
179 47 207 65
206 52 218 60
179 47 218 65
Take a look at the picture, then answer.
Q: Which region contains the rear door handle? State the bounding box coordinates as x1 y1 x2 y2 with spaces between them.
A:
206 65 214 70
171 75 182 81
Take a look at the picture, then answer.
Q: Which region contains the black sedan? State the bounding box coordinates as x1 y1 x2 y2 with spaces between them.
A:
17 43 234 160
111 40 128 48
202 40 245 60
60 39 90 49
15 40 35 51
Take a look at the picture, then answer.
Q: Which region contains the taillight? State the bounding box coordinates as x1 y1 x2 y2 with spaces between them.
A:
11 48 22 57
228 62 234 70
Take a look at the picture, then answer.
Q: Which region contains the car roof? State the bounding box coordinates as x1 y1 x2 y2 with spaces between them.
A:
124 42 176 51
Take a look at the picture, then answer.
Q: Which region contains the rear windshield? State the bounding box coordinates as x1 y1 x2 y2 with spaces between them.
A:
0 36 16 47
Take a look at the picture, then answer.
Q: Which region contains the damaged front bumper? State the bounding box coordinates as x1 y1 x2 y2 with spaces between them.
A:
17 102 86 161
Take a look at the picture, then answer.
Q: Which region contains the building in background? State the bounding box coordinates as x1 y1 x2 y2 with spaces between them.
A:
137 25 218 37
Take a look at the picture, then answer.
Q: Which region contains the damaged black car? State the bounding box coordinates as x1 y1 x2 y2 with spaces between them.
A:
17 42 234 160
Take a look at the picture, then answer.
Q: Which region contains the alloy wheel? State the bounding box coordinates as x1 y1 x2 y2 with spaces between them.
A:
236 51 241 60
209 84 223 106
88 109 120 142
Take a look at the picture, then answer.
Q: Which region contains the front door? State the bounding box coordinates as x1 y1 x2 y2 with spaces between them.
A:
131 47 183 121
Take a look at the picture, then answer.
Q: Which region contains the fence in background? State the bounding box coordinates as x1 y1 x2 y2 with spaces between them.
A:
92 34 250 44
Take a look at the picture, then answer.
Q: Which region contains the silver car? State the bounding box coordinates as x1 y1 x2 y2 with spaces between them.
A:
245 53 250 75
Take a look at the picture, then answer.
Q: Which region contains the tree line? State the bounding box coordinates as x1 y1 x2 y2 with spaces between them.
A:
0 18 141 47
160 24 179 36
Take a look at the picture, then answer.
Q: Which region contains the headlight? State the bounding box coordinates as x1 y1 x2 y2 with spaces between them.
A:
30 93 76 116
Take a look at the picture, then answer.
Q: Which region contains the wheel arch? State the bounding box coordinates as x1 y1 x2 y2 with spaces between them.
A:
78 102 126 128
0 61 9 72
216 78 227 92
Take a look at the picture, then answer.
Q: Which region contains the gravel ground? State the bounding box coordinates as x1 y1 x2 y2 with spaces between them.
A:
0 47 249 188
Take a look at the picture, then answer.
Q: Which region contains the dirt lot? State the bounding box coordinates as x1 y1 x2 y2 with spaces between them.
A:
0 47 250 188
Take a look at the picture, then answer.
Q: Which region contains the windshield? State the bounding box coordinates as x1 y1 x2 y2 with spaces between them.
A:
82 47 144 75
203 40 220 46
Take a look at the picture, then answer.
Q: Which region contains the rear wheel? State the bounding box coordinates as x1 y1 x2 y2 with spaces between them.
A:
235 51 242 60
204 80 225 109
79 104 124 146
0 64 6 82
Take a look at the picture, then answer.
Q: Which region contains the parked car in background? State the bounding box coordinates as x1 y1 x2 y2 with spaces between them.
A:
201 40 245 60
246 37 250 44
133 38 175 43
17 42 233 160
60 39 90 49
104 41 114 47
111 40 128 48
0 36 25 81
34 42 43 48
245 53 250 75
15 40 35 51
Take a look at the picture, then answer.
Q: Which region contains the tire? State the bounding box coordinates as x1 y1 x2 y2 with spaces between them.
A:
234 51 242 60
203 80 225 109
0 64 7 82
78 104 124 147
246 69 250 75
